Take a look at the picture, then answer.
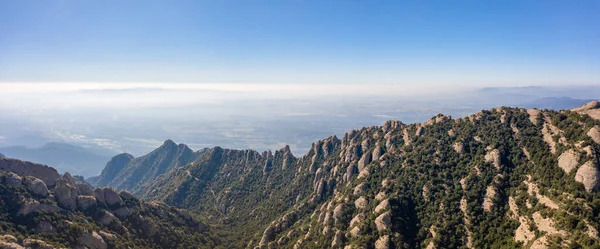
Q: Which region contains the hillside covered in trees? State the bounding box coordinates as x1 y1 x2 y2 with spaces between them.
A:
3 101 600 249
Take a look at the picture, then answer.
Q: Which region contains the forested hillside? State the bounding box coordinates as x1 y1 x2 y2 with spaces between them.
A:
88 101 600 248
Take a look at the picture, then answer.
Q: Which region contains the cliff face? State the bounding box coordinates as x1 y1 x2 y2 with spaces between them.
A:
127 105 600 248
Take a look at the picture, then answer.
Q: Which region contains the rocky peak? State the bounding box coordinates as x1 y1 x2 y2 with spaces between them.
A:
0 157 60 186
573 100 600 120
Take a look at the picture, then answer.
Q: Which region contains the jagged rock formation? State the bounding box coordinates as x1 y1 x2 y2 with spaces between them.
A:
0 157 60 186
91 103 600 248
0 158 215 249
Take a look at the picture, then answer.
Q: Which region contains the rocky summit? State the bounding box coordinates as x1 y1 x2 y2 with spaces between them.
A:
3 101 600 249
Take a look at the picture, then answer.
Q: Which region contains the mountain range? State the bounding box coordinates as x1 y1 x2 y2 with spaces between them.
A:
2 101 600 248
0 142 113 177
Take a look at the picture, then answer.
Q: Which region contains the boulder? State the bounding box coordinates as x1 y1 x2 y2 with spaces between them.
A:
588 126 600 144
259 225 275 247
94 188 106 205
374 199 390 213
375 212 391 232
77 184 94 196
349 225 361 237
344 164 358 182
118 190 136 201
77 196 97 210
24 177 48 197
353 182 368 195
558 149 579 173
357 152 371 172
331 230 344 248
112 207 131 218
54 178 79 210
103 188 123 207
333 204 345 224
349 213 364 228
17 200 60 216
575 161 600 192
372 145 383 161
6 172 22 187
78 231 107 249
97 210 119 226
354 196 367 209
375 235 390 249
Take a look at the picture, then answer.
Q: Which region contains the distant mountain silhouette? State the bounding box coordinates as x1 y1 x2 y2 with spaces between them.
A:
0 142 112 177
519 96 596 110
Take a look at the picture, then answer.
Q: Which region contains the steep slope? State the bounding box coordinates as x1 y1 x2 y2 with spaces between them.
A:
87 153 134 187
105 140 206 194
0 142 113 177
138 104 600 249
0 158 218 249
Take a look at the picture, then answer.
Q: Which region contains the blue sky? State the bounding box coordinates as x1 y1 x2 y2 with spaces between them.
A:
0 0 598 86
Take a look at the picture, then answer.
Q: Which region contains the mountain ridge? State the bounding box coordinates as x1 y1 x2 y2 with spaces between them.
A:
87 101 600 248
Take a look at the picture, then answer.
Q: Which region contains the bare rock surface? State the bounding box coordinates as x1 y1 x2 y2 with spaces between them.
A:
0 158 60 186
375 211 391 232
24 177 48 197
575 161 600 192
558 149 579 173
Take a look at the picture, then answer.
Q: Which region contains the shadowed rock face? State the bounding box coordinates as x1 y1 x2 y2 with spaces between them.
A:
88 153 134 187
98 140 206 194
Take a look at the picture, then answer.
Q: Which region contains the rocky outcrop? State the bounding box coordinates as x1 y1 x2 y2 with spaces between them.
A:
103 188 123 206
23 177 48 197
484 149 501 169
375 212 391 232
0 234 23 249
374 199 390 213
575 161 600 192
6 172 22 187
527 109 541 124
573 101 600 120
77 183 94 196
354 196 367 210
588 126 600 144
23 239 54 249
558 149 579 173
54 175 79 210
77 196 97 210
375 235 390 249
17 200 60 216
119 190 136 201
0 158 60 186
78 231 107 249
259 225 275 247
